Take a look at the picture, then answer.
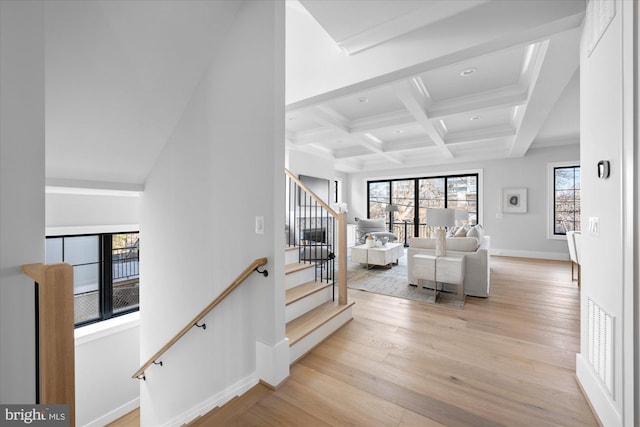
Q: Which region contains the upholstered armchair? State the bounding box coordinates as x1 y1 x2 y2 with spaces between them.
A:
355 218 398 245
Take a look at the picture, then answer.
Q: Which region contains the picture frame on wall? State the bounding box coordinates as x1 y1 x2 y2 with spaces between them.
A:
502 187 527 213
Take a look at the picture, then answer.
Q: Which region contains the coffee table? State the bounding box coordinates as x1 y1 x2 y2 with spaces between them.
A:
351 242 404 269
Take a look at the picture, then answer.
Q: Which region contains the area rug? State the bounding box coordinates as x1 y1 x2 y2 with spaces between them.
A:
346 248 464 308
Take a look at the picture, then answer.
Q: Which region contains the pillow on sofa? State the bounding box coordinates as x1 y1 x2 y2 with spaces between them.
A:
466 224 485 244
454 225 470 237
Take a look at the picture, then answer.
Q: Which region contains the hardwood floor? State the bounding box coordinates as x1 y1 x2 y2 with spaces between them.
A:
113 256 598 426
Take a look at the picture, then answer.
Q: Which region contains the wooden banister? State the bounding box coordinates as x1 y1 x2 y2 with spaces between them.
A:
285 168 347 305
132 257 268 380
22 262 75 427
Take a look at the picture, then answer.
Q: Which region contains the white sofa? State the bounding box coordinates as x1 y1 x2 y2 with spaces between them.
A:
407 235 490 297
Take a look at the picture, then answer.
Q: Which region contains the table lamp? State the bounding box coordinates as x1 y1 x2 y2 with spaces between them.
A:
426 208 456 256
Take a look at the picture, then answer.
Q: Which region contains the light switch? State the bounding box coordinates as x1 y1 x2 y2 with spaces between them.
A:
255 216 264 234
588 217 599 236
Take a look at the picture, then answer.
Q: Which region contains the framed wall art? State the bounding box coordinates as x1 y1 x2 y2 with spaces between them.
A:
502 187 527 213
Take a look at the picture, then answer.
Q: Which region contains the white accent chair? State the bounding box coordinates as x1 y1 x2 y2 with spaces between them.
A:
567 231 581 286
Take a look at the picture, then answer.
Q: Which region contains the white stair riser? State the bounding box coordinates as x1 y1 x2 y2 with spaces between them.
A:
286 286 333 323
285 249 299 265
285 266 315 290
289 306 353 364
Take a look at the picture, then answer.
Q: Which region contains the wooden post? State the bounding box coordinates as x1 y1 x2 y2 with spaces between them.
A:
337 213 348 305
22 263 75 427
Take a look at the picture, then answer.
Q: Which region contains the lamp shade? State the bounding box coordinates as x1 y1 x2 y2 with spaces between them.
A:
426 208 456 227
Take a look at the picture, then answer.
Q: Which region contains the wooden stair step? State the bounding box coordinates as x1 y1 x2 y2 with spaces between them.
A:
286 301 355 347
286 281 332 306
186 383 272 426
285 246 298 252
285 262 314 275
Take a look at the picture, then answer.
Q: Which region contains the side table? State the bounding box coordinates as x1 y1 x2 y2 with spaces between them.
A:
412 253 465 307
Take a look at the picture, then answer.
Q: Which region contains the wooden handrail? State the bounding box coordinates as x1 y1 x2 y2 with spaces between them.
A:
132 257 268 379
285 168 339 217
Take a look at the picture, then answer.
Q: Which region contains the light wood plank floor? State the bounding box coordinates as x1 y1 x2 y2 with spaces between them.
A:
113 256 598 426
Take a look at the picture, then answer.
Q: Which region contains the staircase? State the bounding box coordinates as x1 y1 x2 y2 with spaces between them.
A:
284 246 354 364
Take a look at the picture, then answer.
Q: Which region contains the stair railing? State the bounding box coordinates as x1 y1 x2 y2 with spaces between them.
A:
285 169 347 305
22 262 76 427
132 257 269 380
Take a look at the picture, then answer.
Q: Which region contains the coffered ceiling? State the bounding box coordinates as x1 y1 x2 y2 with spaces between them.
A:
285 0 584 173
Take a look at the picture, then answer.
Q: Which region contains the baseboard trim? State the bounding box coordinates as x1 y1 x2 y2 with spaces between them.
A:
490 248 569 261
164 373 259 427
575 374 605 427
84 397 140 427
575 353 621 427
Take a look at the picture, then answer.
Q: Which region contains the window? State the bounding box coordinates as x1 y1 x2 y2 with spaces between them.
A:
552 165 581 235
367 173 479 243
45 232 139 326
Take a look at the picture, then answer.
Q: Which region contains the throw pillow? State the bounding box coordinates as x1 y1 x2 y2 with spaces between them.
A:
454 225 469 237
466 224 485 244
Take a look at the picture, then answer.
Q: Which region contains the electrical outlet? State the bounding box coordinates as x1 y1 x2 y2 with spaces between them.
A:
255 216 264 234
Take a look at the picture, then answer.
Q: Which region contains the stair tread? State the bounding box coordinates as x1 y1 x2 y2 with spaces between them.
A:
286 281 333 306
286 301 355 346
187 384 271 426
285 246 298 252
285 262 314 275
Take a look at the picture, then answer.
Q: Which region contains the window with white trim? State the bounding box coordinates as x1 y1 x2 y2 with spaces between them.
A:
549 162 580 237
46 232 139 326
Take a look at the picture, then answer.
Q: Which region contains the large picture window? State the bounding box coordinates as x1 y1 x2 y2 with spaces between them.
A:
45 232 139 326
553 165 581 235
367 173 479 243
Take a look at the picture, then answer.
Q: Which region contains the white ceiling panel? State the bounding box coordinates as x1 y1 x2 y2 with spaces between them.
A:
419 46 526 102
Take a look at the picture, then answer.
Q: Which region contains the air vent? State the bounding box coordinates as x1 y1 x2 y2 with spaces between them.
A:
587 298 614 396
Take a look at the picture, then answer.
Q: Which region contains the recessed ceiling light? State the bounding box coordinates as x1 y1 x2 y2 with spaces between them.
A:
460 67 477 77
393 130 404 134
470 116 480 121
358 98 369 103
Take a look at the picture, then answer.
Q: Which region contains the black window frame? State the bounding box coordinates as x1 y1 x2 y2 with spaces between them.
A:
553 165 581 236
367 172 480 238
45 231 139 328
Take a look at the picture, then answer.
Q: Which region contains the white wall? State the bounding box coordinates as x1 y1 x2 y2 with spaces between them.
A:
576 1 636 425
0 0 44 404
75 316 140 427
347 144 579 259
287 150 335 181
46 192 140 230
140 2 285 425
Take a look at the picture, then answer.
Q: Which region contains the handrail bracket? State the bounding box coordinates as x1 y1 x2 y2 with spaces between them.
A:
255 267 268 277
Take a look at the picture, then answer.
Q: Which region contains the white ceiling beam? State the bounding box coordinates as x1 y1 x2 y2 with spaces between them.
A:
392 80 454 159
428 86 527 119
509 28 580 157
335 0 492 55
445 125 516 145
